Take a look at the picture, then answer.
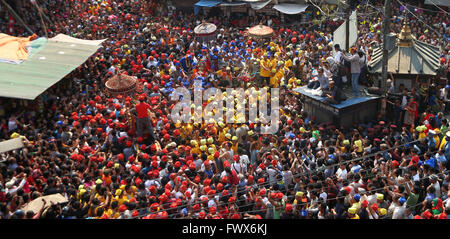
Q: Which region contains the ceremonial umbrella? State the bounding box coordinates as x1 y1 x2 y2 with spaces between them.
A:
105 73 137 95
194 22 217 43
247 24 274 39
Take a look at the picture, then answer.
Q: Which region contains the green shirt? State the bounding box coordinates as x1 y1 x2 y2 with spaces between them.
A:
406 192 419 208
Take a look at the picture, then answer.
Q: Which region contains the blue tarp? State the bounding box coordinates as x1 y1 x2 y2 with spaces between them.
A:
194 0 223 15
293 86 380 109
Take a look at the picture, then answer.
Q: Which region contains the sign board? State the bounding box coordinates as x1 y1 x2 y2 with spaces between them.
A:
0 137 24 154
333 10 357 54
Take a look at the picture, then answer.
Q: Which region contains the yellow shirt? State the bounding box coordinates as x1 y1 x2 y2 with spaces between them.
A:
419 132 426 139
95 193 106 204
433 135 440 149
231 142 238 154
440 137 447 150
270 58 277 67
104 209 121 219
191 146 201 155
114 195 129 206
285 59 292 69
352 202 361 212
354 140 363 153
260 59 271 77
270 70 284 88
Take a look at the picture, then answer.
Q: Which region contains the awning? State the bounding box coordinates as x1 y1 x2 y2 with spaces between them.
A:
273 4 308 14
0 34 105 100
424 0 450 7
220 1 247 7
194 0 222 7
250 0 272 10
194 0 223 15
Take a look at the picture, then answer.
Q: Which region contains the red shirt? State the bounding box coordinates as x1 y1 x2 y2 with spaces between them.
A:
135 102 151 119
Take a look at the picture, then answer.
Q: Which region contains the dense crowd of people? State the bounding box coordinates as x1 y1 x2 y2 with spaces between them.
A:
0 0 450 219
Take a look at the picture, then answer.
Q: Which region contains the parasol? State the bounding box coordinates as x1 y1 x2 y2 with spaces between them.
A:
194 22 217 43
21 193 68 214
247 24 274 39
105 73 137 95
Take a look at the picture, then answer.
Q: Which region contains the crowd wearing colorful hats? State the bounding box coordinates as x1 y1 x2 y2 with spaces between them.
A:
0 0 450 219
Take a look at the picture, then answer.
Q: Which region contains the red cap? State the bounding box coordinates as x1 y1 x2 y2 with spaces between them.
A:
371 203 379 212
361 200 369 208
209 207 217 214
119 204 127 212
117 153 124 161
221 176 228 184
259 163 265 170
285 203 293 212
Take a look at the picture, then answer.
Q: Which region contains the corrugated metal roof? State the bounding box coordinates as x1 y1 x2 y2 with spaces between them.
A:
368 39 440 75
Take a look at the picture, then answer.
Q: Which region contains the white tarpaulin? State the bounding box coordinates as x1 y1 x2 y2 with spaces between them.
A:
250 0 272 10
333 10 357 53
425 0 450 7
273 4 308 14
50 34 107 46
0 137 24 154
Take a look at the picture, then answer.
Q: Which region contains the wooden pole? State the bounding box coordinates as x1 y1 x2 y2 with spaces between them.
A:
381 0 392 93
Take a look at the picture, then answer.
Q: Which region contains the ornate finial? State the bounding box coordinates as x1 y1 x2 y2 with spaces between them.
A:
398 19 413 47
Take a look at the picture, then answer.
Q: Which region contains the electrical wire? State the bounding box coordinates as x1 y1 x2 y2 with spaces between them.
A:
396 0 443 37
218 169 450 219
424 0 450 15
131 127 449 215
128 129 449 218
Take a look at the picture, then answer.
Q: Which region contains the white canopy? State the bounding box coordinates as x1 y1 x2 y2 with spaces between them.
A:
250 0 272 10
273 3 309 14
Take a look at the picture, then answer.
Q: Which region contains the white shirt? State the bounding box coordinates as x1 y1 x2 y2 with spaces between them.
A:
334 51 343 64
392 205 406 219
208 198 217 208
319 191 328 201
239 155 250 173
267 168 278 185
231 162 242 174
433 181 441 198
336 168 347 181
8 120 17 131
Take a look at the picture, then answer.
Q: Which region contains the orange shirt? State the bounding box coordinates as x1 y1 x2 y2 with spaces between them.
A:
102 175 112 186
